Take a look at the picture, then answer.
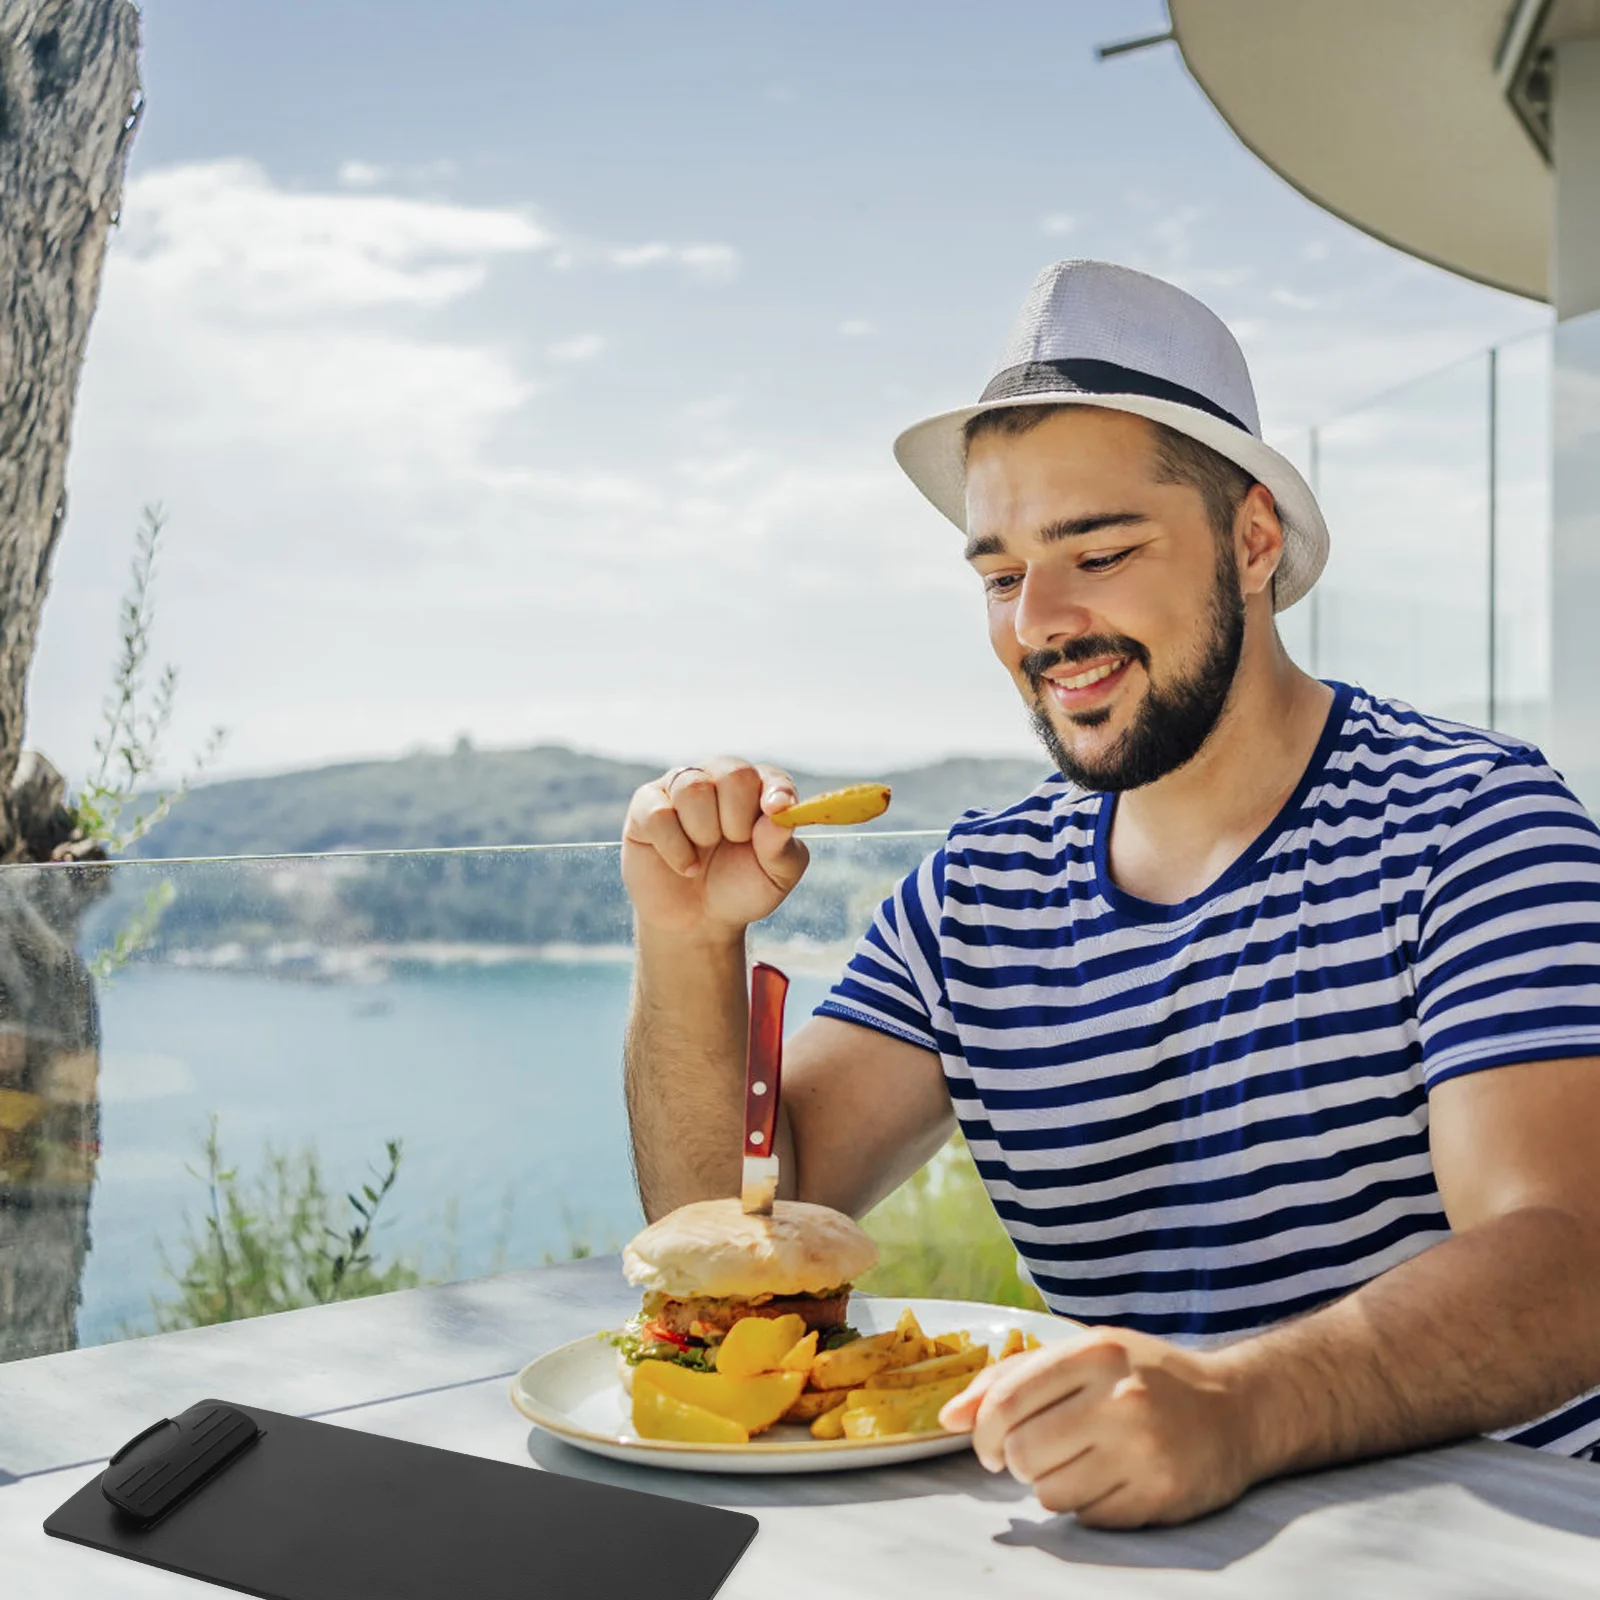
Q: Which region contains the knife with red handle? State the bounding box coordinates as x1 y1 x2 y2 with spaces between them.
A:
740 961 788 1215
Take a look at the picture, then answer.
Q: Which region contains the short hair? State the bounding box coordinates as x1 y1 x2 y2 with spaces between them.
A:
962 403 1258 541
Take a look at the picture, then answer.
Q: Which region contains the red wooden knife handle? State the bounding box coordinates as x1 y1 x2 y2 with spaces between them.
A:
744 961 788 1157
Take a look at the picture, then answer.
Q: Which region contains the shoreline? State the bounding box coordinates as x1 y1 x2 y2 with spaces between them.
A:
144 934 858 983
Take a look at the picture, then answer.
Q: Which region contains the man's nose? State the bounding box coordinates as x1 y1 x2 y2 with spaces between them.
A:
1012 566 1095 653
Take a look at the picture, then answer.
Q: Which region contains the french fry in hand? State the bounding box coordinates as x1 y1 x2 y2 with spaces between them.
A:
633 1381 750 1444
769 783 891 828
715 1313 808 1377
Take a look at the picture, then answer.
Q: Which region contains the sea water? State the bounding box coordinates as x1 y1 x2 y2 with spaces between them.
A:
78 961 838 1346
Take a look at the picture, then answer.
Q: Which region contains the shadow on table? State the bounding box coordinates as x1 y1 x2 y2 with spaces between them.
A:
992 1440 1600 1575
524 1427 1035 1509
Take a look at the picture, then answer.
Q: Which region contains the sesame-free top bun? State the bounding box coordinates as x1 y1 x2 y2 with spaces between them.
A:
623 1198 878 1301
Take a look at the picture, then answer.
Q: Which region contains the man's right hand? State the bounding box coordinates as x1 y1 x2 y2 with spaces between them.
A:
622 758 810 938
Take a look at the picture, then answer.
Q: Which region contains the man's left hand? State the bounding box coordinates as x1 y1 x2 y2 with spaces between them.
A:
938 1326 1257 1528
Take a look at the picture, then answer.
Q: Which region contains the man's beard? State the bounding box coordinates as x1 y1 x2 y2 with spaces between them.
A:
1022 543 1246 794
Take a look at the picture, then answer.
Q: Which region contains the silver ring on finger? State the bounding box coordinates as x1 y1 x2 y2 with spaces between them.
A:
662 765 708 793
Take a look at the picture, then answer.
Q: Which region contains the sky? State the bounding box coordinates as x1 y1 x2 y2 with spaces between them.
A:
24 0 1552 786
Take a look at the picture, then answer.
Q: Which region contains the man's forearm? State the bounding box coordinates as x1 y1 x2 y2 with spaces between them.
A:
624 921 751 1219
1217 1206 1600 1480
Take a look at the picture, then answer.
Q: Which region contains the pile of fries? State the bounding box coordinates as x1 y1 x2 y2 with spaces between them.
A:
631 1308 1040 1445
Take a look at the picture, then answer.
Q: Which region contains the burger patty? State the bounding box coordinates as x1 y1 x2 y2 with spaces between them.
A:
647 1292 850 1339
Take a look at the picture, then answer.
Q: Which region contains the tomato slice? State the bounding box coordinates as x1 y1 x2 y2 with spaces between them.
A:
643 1319 690 1350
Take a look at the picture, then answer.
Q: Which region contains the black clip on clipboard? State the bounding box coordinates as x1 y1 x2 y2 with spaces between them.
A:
45 1399 757 1600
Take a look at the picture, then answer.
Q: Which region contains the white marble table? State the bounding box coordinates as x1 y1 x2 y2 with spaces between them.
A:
4 1257 1600 1598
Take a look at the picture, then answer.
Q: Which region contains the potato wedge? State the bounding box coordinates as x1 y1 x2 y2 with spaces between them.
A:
779 1330 818 1373
782 1386 855 1423
810 1401 849 1440
1024 1332 1042 1350
888 1312 932 1365
886 1338 935 1370
633 1382 749 1444
807 1330 901 1390
716 1313 807 1377
841 1405 932 1441
839 1372 979 1438
863 1343 989 1390
932 1331 972 1357
996 1327 1025 1361
633 1362 805 1434
769 783 891 828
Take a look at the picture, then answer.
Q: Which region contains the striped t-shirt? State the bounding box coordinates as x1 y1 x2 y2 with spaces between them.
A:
819 682 1600 1457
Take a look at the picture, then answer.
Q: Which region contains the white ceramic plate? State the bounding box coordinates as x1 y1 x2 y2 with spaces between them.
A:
510 1295 1080 1474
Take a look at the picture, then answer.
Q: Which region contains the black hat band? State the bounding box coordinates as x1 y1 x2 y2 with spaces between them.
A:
978 357 1252 436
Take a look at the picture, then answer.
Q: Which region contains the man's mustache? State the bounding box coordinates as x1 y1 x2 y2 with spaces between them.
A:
1021 636 1150 696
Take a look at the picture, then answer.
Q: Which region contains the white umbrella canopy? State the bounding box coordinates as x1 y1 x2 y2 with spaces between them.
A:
1167 0 1553 301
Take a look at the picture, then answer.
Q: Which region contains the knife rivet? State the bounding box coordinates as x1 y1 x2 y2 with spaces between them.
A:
752 1082 767 1095
749 1131 762 1144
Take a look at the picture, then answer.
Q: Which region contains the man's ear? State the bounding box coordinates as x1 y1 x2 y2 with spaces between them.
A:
1236 483 1284 600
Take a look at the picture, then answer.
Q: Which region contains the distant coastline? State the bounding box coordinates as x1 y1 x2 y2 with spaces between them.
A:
126 743 1047 862
150 933 859 984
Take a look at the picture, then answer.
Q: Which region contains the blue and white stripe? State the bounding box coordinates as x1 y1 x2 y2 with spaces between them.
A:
819 682 1600 1457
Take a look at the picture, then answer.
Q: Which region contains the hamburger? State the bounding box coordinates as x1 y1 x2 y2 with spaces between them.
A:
612 1197 879 1390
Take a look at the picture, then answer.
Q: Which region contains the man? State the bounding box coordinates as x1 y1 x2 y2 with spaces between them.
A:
621 261 1600 1526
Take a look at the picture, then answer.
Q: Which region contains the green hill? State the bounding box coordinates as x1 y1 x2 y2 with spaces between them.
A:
130 743 1053 860
98 744 1054 962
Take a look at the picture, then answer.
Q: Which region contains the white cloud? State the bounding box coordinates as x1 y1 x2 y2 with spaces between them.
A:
338 159 387 187
839 318 877 338
547 334 607 362
116 159 551 317
340 158 458 188
90 161 541 489
115 160 740 325
32 151 1551 790
1040 212 1076 237
606 241 741 280
33 157 1027 784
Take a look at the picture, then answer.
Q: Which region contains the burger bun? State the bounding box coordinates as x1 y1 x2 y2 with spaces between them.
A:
623 1197 878 1301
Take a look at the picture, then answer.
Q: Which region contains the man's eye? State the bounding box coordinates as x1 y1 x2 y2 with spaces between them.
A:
1080 549 1131 573
982 573 1022 596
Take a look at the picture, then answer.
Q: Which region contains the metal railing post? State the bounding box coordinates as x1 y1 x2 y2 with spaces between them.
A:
1487 346 1499 730
1308 427 1322 674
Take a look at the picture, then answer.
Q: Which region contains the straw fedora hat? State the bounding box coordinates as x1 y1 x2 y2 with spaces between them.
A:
893 260 1328 612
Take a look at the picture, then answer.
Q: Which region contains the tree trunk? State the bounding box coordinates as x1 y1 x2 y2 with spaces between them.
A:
0 0 138 1362
0 860 101 1362
0 0 141 857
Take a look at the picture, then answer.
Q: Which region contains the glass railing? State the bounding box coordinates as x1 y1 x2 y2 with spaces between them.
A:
11 311 1600 1365
1268 307 1600 780
2 833 1043 1364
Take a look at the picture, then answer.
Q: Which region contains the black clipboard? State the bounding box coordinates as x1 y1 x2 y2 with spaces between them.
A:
44 1399 757 1600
